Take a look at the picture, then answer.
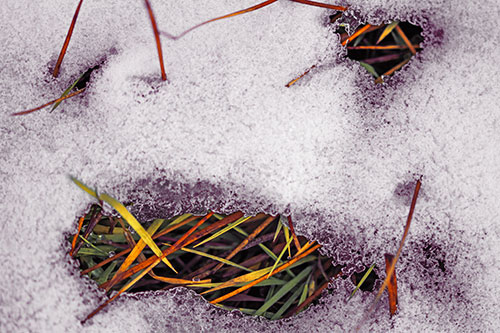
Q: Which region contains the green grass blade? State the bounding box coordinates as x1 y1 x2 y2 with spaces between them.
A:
96 261 117 285
193 216 251 248
359 62 380 78
267 236 294 278
254 265 312 316
78 235 108 255
299 274 312 305
348 263 376 300
51 72 85 111
271 282 304 320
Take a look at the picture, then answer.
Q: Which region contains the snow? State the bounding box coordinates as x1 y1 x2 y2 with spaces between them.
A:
1 0 499 331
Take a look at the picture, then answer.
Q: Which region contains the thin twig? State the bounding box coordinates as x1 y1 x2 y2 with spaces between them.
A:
144 0 167 81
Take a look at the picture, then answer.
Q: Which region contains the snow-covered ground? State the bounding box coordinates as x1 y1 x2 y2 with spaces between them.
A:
1 0 499 331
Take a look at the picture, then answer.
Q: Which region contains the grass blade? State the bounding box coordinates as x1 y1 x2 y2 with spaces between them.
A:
53 0 84 77
267 236 294 278
254 266 313 316
384 254 398 316
12 88 85 116
161 0 278 40
193 216 251 248
270 282 304 320
348 263 376 300
144 0 167 81
376 21 399 44
395 25 417 55
51 72 86 111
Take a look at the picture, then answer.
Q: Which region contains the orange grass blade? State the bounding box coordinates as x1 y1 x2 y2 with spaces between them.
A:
287 216 302 252
347 44 420 50
285 65 316 88
290 0 347 11
356 178 421 331
144 0 167 81
384 253 398 316
210 243 321 305
11 88 85 116
342 24 372 46
374 58 410 84
69 216 85 256
395 25 416 55
163 0 278 40
53 0 84 77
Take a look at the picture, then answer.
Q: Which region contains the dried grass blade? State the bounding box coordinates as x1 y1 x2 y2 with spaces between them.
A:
384 254 398 316
342 24 372 46
53 0 84 77
290 0 347 11
12 88 85 116
357 178 421 331
69 216 85 256
395 25 417 55
273 218 283 242
287 216 302 252
376 21 399 44
163 0 278 40
144 0 167 80
374 58 410 84
285 65 316 87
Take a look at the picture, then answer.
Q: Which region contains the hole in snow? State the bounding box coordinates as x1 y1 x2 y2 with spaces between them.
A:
68 204 368 320
334 16 424 83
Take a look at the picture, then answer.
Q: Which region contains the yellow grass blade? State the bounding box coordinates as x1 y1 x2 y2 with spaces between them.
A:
70 177 176 273
376 21 398 44
283 224 292 258
201 266 273 295
267 236 294 278
193 216 251 248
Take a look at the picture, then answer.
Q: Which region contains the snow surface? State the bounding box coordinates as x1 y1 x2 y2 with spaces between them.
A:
1 0 499 331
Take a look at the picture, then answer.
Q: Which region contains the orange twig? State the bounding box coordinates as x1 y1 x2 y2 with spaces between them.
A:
395 25 416 55
210 243 321 304
290 0 347 11
162 0 278 40
53 0 84 77
384 253 398 316
11 88 85 116
69 216 85 256
144 0 167 81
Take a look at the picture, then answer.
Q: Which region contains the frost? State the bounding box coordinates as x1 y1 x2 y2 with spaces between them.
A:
1 0 499 332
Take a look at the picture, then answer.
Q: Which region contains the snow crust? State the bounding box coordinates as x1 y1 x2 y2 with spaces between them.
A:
1 0 499 331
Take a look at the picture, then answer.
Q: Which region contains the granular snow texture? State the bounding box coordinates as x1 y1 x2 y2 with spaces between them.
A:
1 0 499 332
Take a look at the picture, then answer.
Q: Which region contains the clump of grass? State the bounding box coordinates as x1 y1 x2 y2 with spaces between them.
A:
70 179 345 322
